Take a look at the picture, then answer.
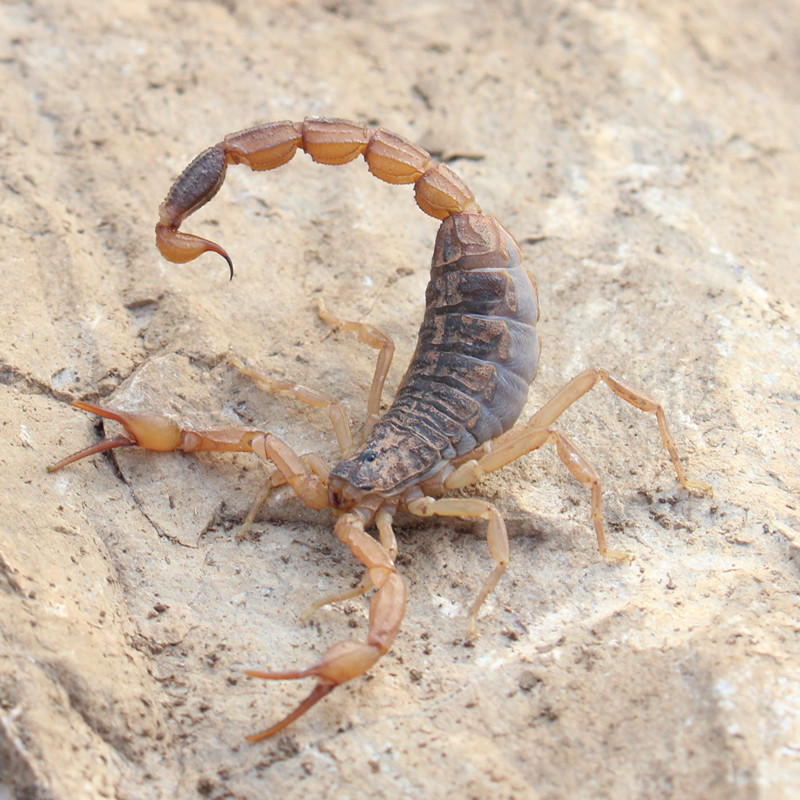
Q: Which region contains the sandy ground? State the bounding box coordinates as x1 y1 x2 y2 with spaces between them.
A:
2 1 799 798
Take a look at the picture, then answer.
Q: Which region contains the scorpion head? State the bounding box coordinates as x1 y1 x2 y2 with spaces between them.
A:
329 420 444 505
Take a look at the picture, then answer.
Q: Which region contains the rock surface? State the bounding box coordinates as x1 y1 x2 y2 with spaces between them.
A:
1 1 799 798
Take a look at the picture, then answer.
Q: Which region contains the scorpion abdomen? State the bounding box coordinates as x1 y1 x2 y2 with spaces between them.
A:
398 213 540 448
332 212 540 495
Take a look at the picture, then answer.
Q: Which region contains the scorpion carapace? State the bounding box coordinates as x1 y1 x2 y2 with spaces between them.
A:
50 117 709 741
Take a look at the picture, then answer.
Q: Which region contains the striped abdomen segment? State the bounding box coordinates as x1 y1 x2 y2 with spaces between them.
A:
331 213 539 495
392 213 540 454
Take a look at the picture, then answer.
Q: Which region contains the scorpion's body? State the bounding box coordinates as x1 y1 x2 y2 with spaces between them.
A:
333 212 539 498
51 117 707 741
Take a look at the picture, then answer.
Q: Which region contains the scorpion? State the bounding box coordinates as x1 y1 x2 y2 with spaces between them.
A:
50 117 709 740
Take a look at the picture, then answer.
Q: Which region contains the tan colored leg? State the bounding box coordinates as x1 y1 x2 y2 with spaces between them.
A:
407 496 509 636
230 356 354 455
316 298 395 433
300 571 373 624
524 368 709 492
445 426 627 562
442 370 710 561
229 298 394 452
447 366 710 498
235 477 277 542
374 508 398 561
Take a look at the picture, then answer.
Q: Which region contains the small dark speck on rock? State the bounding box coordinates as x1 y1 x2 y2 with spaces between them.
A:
518 670 542 692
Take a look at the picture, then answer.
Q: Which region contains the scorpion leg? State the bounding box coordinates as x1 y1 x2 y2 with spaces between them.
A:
524 368 710 493
448 367 709 497
444 366 714 561
407 496 508 636
316 298 395 434
234 477 278 542
299 572 373 625
445 427 625 561
230 356 354 454
246 510 406 741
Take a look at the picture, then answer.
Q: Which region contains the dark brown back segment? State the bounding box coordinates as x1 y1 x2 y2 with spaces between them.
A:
331 213 540 495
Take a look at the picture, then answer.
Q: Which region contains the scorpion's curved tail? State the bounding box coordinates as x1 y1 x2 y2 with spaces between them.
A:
155 117 481 276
